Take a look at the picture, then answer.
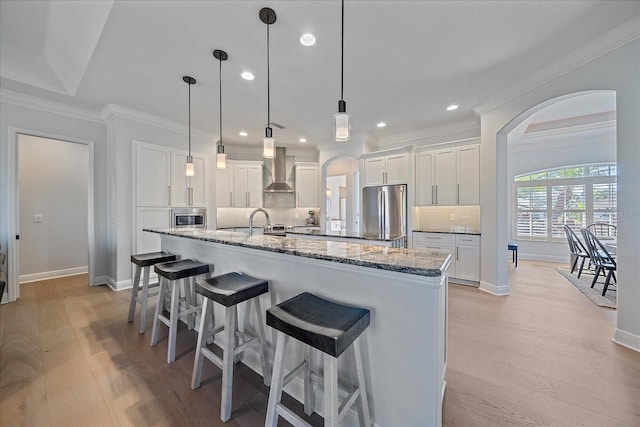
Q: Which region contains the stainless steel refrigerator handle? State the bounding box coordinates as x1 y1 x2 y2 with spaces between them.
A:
378 190 383 233
381 192 386 235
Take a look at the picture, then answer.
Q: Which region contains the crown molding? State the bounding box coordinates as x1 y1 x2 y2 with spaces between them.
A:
475 15 640 115
518 119 615 142
100 104 216 141
0 88 103 123
377 119 480 148
510 120 616 153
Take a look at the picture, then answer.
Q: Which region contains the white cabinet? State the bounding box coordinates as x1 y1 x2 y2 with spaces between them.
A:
136 207 171 255
295 163 319 208
454 234 480 282
412 232 480 283
231 161 263 208
415 144 479 206
363 152 409 187
216 166 232 208
136 142 208 208
456 145 480 205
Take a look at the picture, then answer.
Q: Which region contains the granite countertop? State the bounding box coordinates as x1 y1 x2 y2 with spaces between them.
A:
286 228 405 242
413 227 481 236
145 228 450 277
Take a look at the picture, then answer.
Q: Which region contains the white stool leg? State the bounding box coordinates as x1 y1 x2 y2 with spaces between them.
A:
150 276 166 346
265 332 289 427
221 304 237 422
354 339 372 427
191 297 211 390
324 354 339 427
252 298 272 386
184 277 194 331
167 279 180 364
138 266 151 333
304 345 314 416
128 264 142 322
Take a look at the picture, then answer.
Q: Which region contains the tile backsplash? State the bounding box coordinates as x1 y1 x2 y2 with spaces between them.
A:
413 206 481 231
216 208 319 228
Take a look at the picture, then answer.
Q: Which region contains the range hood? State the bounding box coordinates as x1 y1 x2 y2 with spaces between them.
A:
264 147 294 193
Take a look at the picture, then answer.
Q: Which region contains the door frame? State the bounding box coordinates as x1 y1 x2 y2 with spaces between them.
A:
6 127 95 302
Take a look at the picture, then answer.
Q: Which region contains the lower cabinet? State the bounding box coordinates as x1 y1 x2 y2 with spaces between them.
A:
136 208 171 254
412 232 480 284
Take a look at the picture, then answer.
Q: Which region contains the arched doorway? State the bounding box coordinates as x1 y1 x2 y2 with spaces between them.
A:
321 155 360 233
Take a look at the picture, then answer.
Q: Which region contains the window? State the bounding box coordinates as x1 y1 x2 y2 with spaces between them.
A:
514 164 616 241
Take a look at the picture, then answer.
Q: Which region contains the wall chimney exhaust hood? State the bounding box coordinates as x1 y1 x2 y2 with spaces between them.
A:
264 147 294 192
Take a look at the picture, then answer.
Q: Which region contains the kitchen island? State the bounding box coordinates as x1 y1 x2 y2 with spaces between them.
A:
145 228 450 427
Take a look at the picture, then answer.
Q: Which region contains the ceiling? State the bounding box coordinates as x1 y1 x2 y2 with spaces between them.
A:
2 1 639 150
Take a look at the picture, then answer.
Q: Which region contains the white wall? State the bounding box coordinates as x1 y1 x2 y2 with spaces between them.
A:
507 124 616 262
480 38 640 350
18 135 89 279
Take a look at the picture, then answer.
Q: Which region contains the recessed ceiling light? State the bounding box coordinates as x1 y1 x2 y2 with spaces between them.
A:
377 122 386 128
446 104 459 111
241 72 255 81
239 131 248 137
299 33 316 46
299 138 307 143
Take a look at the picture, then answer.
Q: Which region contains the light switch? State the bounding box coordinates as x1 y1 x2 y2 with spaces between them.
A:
34 214 43 223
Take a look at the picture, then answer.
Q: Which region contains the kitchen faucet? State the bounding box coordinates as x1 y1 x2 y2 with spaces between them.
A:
249 208 270 235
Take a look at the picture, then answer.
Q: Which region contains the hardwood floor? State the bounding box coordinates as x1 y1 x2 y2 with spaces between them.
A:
1 261 638 426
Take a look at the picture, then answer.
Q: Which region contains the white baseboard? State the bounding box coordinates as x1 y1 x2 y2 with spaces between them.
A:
479 280 510 296
613 328 640 353
20 266 88 284
93 275 110 286
518 253 567 263
106 277 132 291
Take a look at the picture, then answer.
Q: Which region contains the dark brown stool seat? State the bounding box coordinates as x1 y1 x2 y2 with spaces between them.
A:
151 259 210 364
128 251 177 333
265 292 372 427
191 272 272 422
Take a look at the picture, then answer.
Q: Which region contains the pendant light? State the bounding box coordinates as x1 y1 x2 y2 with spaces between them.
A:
183 75 196 176
260 7 277 159
334 0 350 142
213 49 228 169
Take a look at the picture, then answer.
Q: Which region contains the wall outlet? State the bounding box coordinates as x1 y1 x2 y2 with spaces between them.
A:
449 213 455 221
34 214 43 223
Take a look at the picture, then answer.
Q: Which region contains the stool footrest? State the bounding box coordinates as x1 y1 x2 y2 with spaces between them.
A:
338 387 361 423
284 360 308 388
201 346 223 370
233 336 258 357
276 403 312 427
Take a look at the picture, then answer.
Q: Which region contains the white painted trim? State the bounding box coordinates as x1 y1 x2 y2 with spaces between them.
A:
475 15 640 115
358 144 416 160
106 277 132 292
93 275 110 286
100 104 216 142
378 119 480 147
7 127 97 302
479 280 510 296
414 137 481 152
0 89 103 123
613 328 640 353
20 267 88 284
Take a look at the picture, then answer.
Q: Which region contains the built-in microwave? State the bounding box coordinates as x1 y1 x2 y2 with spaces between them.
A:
171 208 207 229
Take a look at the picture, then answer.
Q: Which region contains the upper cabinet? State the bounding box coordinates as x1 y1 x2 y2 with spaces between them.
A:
230 161 263 208
363 151 409 187
135 141 208 208
216 165 232 208
295 163 319 208
415 144 479 206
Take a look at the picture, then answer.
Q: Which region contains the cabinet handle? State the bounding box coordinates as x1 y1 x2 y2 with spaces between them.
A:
435 185 438 205
229 192 232 206
456 246 459 260
190 187 193 206
431 185 435 205
168 186 171 205
297 192 299 207
457 183 460 204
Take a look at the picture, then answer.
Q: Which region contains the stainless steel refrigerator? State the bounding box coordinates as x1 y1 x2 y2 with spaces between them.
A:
362 184 407 239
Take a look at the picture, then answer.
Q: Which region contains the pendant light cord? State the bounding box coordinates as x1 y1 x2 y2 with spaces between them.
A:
340 0 344 101
219 57 222 146
188 81 191 156
267 22 271 127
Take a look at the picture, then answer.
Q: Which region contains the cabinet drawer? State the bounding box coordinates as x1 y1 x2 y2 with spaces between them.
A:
455 235 480 246
413 232 456 245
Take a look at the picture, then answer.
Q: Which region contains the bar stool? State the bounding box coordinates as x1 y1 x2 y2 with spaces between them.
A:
191 272 272 422
508 242 518 267
150 259 210 364
128 252 177 333
265 292 371 427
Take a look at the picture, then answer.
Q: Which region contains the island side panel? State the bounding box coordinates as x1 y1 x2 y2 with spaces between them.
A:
161 234 447 427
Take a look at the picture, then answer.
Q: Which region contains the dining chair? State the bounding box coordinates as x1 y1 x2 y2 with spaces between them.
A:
562 225 590 278
581 228 617 296
586 222 617 239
